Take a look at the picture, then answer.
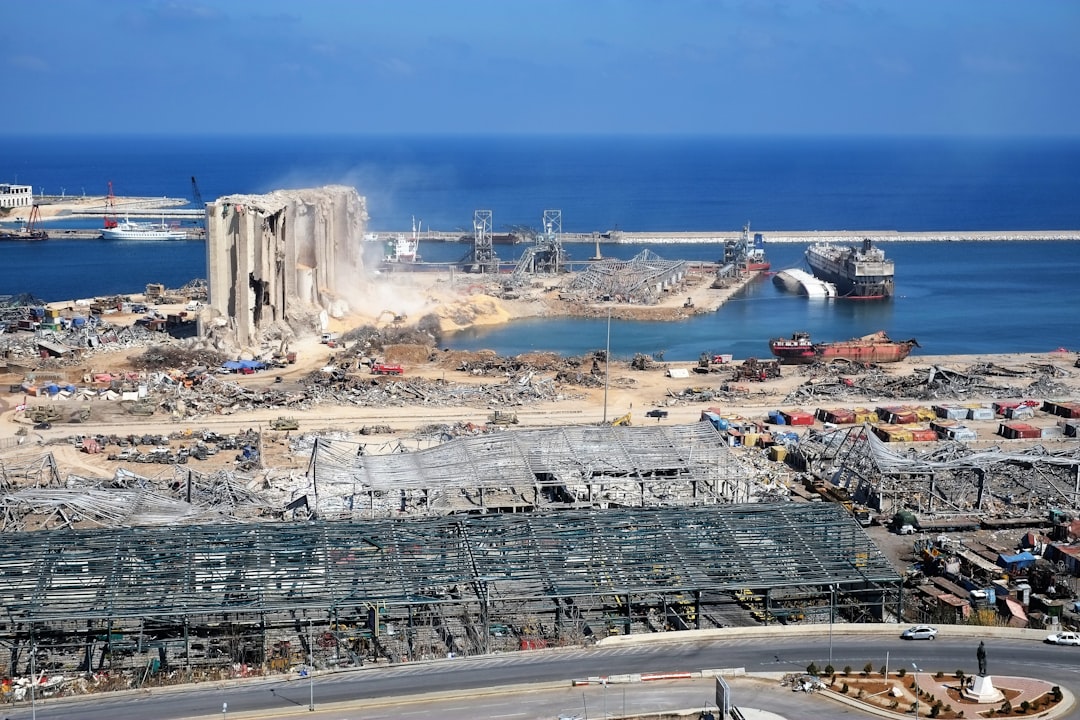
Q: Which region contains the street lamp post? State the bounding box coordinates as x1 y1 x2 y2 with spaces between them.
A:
602 305 611 424
828 583 836 666
912 662 921 717
308 618 315 712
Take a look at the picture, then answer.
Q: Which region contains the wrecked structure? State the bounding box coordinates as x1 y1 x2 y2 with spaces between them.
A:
0 503 899 681
205 186 369 349
566 249 689 304
306 421 755 517
796 425 1080 520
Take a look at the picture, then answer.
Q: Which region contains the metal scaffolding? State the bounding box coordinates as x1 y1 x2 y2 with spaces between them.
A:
0 503 901 676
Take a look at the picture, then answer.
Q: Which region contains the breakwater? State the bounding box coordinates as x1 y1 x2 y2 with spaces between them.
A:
383 229 1080 245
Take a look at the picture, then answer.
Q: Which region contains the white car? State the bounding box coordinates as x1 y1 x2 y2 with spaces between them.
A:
901 625 938 640
1045 631 1080 646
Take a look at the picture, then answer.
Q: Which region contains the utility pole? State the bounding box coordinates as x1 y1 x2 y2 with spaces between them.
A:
308 618 315 711
912 662 921 717
602 305 611 424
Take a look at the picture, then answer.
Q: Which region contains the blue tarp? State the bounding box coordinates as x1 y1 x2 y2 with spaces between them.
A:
997 551 1037 571
223 360 267 372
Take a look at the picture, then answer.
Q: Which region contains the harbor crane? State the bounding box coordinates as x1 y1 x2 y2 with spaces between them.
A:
190 176 203 207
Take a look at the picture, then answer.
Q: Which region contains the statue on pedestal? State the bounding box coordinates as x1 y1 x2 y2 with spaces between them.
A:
977 641 987 676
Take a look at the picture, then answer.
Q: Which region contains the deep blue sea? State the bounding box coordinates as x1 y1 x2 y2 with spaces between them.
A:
3 135 1079 359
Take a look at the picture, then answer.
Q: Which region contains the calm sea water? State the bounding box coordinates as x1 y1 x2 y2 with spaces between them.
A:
2 135 1079 358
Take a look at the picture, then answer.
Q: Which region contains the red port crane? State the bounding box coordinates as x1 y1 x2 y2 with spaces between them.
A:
104 181 118 229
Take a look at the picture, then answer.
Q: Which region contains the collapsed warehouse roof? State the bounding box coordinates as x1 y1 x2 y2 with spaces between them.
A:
307 421 755 516
0 503 898 625
797 424 1080 517
566 249 689 304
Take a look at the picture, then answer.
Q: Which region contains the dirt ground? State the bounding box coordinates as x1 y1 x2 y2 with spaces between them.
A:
2 266 1079 481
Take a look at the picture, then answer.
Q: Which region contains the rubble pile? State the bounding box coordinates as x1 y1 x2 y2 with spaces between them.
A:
783 361 1073 404
298 370 577 408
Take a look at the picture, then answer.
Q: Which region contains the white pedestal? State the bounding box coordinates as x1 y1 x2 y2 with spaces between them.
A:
962 674 1005 703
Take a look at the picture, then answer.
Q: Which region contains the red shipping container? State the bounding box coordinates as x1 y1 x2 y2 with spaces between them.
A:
780 410 815 426
998 422 1042 440
909 429 939 442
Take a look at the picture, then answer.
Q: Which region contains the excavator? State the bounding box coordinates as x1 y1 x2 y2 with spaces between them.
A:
377 310 407 326
609 411 632 427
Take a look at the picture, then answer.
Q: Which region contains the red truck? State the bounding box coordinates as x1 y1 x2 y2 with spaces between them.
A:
371 363 404 376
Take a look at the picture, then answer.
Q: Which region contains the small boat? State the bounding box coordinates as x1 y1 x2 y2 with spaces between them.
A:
101 215 187 241
769 330 919 364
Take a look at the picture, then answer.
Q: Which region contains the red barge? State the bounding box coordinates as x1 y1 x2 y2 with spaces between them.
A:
769 330 919 364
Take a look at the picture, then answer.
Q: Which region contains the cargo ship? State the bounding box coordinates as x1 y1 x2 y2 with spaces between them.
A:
769 330 919 364
804 238 894 298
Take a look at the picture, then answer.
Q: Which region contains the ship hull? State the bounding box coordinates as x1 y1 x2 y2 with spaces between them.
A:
770 331 917 364
805 239 894 298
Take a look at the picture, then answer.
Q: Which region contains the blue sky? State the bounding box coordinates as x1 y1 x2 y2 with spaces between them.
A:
4 0 1078 136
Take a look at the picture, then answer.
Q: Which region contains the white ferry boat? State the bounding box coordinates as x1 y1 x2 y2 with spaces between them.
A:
101 215 188 241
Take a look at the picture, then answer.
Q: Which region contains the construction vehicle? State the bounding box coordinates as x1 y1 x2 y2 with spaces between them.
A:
734 357 781 382
488 410 519 425
270 416 299 431
609 411 632 427
371 363 404 376
377 310 408 326
123 400 155 416
29 405 62 423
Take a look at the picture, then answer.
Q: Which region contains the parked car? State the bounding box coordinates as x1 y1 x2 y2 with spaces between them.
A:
33 421 52 430
901 625 938 640
1045 631 1080 646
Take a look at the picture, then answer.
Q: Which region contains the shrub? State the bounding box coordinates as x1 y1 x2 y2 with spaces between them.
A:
857 688 864 698
841 683 849 694
934 670 944 679
806 661 820 676
879 664 887 676
1000 699 1012 714
1053 686 1063 701
889 700 899 709
955 669 966 680
843 665 852 676
824 664 835 676
863 661 874 676
897 667 907 678
1020 700 1031 712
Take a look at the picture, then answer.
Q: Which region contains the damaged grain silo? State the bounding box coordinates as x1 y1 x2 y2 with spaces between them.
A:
204 185 369 349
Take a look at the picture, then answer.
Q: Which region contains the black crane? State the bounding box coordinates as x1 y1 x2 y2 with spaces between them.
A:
190 176 203 207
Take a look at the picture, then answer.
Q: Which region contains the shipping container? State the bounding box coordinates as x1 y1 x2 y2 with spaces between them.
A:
909 428 939 442
1005 405 1036 420
823 408 856 424
852 408 879 423
998 422 1042 440
946 426 978 442
966 406 995 421
872 424 913 442
1043 401 1080 419
780 410 815 426
934 404 969 420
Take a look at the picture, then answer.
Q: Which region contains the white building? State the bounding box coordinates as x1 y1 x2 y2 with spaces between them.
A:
0 183 33 209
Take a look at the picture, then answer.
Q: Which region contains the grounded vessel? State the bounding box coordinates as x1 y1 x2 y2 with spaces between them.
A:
805 238 894 298
769 330 919 364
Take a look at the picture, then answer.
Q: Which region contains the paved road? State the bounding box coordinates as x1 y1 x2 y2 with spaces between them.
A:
4 635 1077 719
